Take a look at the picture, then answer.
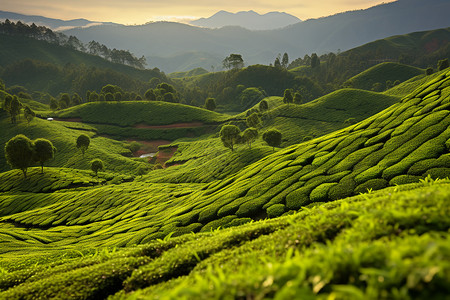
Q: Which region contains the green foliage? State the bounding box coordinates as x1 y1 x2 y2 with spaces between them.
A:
76 134 90 157
259 99 268 111
282 89 293 105
205 98 216 111
32 138 55 173
246 112 261 128
90 159 104 176
220 125 241 152
222 54 244 70
242 128 258 149
263 129 282 151
4 134 34 178
438 58 449 71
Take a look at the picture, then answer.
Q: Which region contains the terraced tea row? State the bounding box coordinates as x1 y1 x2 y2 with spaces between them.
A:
0 180 448 299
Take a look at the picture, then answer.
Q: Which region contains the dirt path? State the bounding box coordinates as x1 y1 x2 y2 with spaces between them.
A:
133 122 204 129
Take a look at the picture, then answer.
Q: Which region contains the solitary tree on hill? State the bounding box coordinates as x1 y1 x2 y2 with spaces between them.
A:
220 125 241 152
283 89 293 105
33 138 56 173
205 98 216 111
263 129 282 152
90 159 104 176
223 54 244 70
76 134 90 157
5 134 35 178
243 128 258 149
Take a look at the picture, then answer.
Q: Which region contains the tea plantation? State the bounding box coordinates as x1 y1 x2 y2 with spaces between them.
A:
0 68 449 298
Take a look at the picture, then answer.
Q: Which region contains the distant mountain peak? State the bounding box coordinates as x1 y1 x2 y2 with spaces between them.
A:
190 10 301 30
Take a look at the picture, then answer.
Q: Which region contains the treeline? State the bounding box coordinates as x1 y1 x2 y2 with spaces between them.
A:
0 20 146 69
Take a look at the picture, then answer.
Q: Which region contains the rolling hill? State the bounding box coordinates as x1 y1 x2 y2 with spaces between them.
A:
344 62 425 91
0 68 449 298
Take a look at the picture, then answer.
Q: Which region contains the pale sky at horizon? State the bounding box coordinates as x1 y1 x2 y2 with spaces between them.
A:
2 0 396 25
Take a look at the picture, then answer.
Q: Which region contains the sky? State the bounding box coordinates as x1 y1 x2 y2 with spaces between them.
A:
2 0 396 25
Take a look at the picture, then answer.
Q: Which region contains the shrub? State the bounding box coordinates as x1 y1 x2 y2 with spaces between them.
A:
266 204 286 218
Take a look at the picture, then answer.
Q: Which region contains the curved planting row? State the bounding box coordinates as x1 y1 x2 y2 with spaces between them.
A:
0 70 449 248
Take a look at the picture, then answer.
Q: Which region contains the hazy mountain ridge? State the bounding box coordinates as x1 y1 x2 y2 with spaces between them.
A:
190 10 301 30
0 10 116 31
59 0 450 72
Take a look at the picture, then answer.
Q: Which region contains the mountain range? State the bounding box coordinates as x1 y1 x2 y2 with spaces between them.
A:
2 0 450 73
0 10 116 31
190 10 301 30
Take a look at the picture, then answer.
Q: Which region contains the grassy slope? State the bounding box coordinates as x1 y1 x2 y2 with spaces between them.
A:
0 179 448 299
344 62 425 90
259 89 400 145
51 101 228 126
0 114 144 174
168 67 209 79
0 68 448 248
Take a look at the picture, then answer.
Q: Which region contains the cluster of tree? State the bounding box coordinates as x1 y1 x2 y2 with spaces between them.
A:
219 98 282 152
219 124 282 152
86 41 147 69
222 54 244 70
4 134 56 178
0 20 146 69
282 89 303 105
2 94 35 124
273 53 289 69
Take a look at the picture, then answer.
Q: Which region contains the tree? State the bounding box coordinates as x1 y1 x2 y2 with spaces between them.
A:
283 89 293 105
438 58 449 71
282 52 289 69
274 57 281 68
105 92 114 101
311 53 320 69
9 96 21 124
71 93 82 106
220 125 241 152
23 105 35 124
223 54 244 70
259 99 268 111
4 134 35 178
60 93 71 108
293 92 303 104
33 138 55 173
263 129 282 151
90 159 104 176
205 98 216 111
144 89 156 101
114 92 122 102
50 98 58 111
426 67 434 75
76 134 90 157
242 128 258 149
246 112 261 128
89 92 99 102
